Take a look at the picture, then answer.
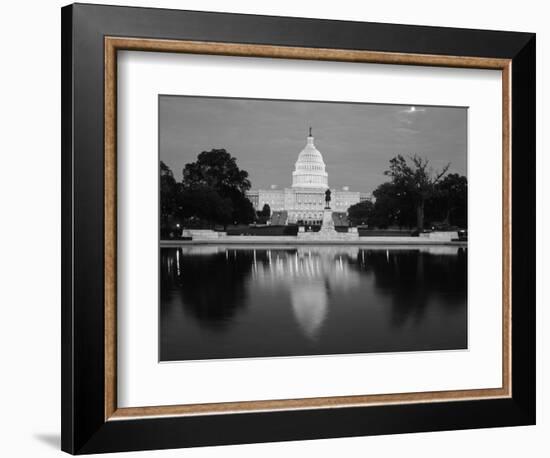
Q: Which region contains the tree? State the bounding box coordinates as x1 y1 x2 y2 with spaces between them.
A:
260 204 271 218
223 187 256 225
348 200 374 226
255 203 271 225
433 173 467 227
160 161 176 216
182 149 251 195
371 182 416 228
180 149 254 227
384 154 450 230
178 185 233 227
160 161 182 236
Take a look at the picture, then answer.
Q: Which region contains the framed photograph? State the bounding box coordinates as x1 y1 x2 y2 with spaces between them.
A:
61 3 536 454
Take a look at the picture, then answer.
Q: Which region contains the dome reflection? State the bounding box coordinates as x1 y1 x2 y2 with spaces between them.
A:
251 247 362 339
289 281 328 339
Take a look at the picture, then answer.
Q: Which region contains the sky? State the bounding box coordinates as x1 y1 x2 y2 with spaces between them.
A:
159 95 467 194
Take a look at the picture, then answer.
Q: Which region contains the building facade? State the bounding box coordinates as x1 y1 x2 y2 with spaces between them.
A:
247 131 370 225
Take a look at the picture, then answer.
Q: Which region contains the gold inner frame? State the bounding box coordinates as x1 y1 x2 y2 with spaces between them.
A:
104 37 512 421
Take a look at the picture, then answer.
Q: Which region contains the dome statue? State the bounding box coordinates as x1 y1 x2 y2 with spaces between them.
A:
291 127 329 189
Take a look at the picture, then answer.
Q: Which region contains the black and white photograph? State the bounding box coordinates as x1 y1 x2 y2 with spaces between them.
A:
159 95 468 362
0 0 542 456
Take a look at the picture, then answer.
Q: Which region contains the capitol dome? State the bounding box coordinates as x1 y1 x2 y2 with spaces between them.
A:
291 129 329 189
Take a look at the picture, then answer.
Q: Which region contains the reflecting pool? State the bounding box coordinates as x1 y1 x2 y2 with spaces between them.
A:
160 245 467 361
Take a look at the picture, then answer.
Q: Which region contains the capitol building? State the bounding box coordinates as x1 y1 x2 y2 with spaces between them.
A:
246 129 370 225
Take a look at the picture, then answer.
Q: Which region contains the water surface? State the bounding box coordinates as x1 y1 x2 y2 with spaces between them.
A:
160 245 467 361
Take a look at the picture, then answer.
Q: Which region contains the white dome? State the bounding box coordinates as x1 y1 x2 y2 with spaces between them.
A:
292 135 328 189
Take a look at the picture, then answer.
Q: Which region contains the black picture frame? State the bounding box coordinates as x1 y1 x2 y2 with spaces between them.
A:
61 3 535 454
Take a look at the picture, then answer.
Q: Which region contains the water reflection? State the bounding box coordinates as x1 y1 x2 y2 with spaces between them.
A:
363 248 467 327
161 248 253 330
160 245 467 361
289 282 328 339
251 247 362 339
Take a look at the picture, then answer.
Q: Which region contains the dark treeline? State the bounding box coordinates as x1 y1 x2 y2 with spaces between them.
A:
161 150 467 238
161 149 255 238
348 154 467 230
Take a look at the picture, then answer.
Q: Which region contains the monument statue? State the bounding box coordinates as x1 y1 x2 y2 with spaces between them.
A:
325 189 331 208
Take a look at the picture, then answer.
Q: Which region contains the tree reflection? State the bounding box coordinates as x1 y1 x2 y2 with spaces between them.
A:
357 247 467 326
161 248 252 330
160 245 467 347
